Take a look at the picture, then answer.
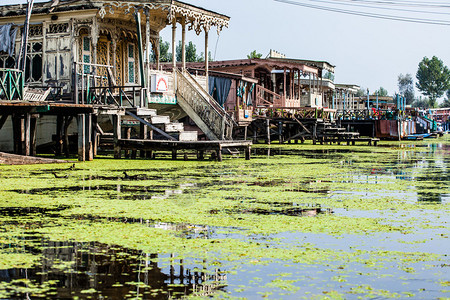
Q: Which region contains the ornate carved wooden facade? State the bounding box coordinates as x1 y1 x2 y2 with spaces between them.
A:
0 0 230 96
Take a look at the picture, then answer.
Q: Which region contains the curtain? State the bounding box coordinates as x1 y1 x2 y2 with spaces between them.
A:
208 76 215 96
209 76 232 107
0 24 18 57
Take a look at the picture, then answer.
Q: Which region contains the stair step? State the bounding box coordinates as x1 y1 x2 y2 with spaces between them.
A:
132 108 157 117
179 131 198 141
165 123 184 133
150 115 170 124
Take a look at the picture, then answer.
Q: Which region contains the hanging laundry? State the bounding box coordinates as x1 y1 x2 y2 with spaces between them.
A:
0 24 18 57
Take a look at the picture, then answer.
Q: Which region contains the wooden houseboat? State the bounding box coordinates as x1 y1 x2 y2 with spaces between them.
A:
0 0 252 161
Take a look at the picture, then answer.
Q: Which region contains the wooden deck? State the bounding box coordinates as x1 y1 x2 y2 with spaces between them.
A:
116 139 252 161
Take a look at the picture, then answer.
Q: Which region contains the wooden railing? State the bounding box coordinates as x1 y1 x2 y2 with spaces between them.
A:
175 68 234 140
0 68 24 101
255 85 284 108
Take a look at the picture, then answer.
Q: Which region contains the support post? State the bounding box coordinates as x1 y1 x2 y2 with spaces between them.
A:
86 113 93 161
245 145 251 160
56 115 63 156
29 115 37 156
181 20 186 70
113 114 121 159
204 29 209 92
172 21 176 69
77 114 86 161
24 113 31 156
266 119 271 145
92 114 98 157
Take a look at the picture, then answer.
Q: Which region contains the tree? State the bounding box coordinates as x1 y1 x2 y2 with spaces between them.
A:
197 51 213 62
356 87 368 97
374 87 388 97
158 38 171 62
176 41 198 63
247 50 262 59
416 56 450 108
412 97 430 109
441 90 450 108
398 73 415 105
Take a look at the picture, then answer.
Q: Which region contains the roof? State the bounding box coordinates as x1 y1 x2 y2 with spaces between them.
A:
181 58 320 75
267 57 335 73
0 0 230 32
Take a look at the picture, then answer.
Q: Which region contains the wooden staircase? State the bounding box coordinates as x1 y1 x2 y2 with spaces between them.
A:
175 68 235 141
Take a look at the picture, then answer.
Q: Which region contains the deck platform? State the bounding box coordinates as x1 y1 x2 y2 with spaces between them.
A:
116 139 252 161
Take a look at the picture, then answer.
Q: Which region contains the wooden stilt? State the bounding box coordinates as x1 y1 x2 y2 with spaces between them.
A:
266 119 271 145
56 115 63 156
24 113 31 156
77 114 86 161
63 116 73 158
92 114 98 157
140 121 148 158
113 114 121 159
125 127 131 158
172 149 177 160
245 145 251 160
216 146 223 162
244 126 248 140
86 113 93 161
278 121 283 144
197 150 204 160
30 116 37 156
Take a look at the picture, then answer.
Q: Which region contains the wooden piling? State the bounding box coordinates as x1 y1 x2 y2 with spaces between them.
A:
77 114 86 161
113 114 121 159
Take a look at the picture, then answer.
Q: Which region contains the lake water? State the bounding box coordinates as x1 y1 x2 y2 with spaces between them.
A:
0 137 448 299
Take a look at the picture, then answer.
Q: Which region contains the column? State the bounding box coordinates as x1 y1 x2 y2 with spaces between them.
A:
205 29 209 92
181 19 186 70
172 21 176 69
145 9 151 90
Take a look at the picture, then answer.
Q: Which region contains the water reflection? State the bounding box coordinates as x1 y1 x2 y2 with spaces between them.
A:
0 241 227 299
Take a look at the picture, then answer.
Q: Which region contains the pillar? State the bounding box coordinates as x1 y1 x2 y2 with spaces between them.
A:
181 19 186 70
113 114 121 159
172 21 176 69
77 114 86 161
205 29 209 92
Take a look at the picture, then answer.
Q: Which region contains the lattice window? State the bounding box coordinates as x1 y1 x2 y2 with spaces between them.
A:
22 24 43 37
115 42 123 86
96 40 109 86
0 55 15 68
47 23 69 34
82 36 91 74
127 43 135 83
25 41 42 83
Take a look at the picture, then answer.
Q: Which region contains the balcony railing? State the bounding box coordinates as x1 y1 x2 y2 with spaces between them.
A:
0 68 24 101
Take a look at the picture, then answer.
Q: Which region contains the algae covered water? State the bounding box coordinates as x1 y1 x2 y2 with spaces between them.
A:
0 137 449 299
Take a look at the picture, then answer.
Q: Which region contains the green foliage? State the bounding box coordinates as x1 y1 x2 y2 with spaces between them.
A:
416 56 450 107
247 50 263 59
176 41 199 63
412 97 431 108
356 87 367 97
398 73 415 105
197 51 213 62
374 87 389 97
440 96 450 108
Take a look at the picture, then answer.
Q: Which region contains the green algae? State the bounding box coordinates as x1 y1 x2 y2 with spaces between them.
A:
0 136 449 298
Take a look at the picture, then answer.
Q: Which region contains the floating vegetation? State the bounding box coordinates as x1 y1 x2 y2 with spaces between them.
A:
0 137 449 298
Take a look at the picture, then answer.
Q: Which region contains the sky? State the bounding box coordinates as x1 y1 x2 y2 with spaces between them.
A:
3 0 450 101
